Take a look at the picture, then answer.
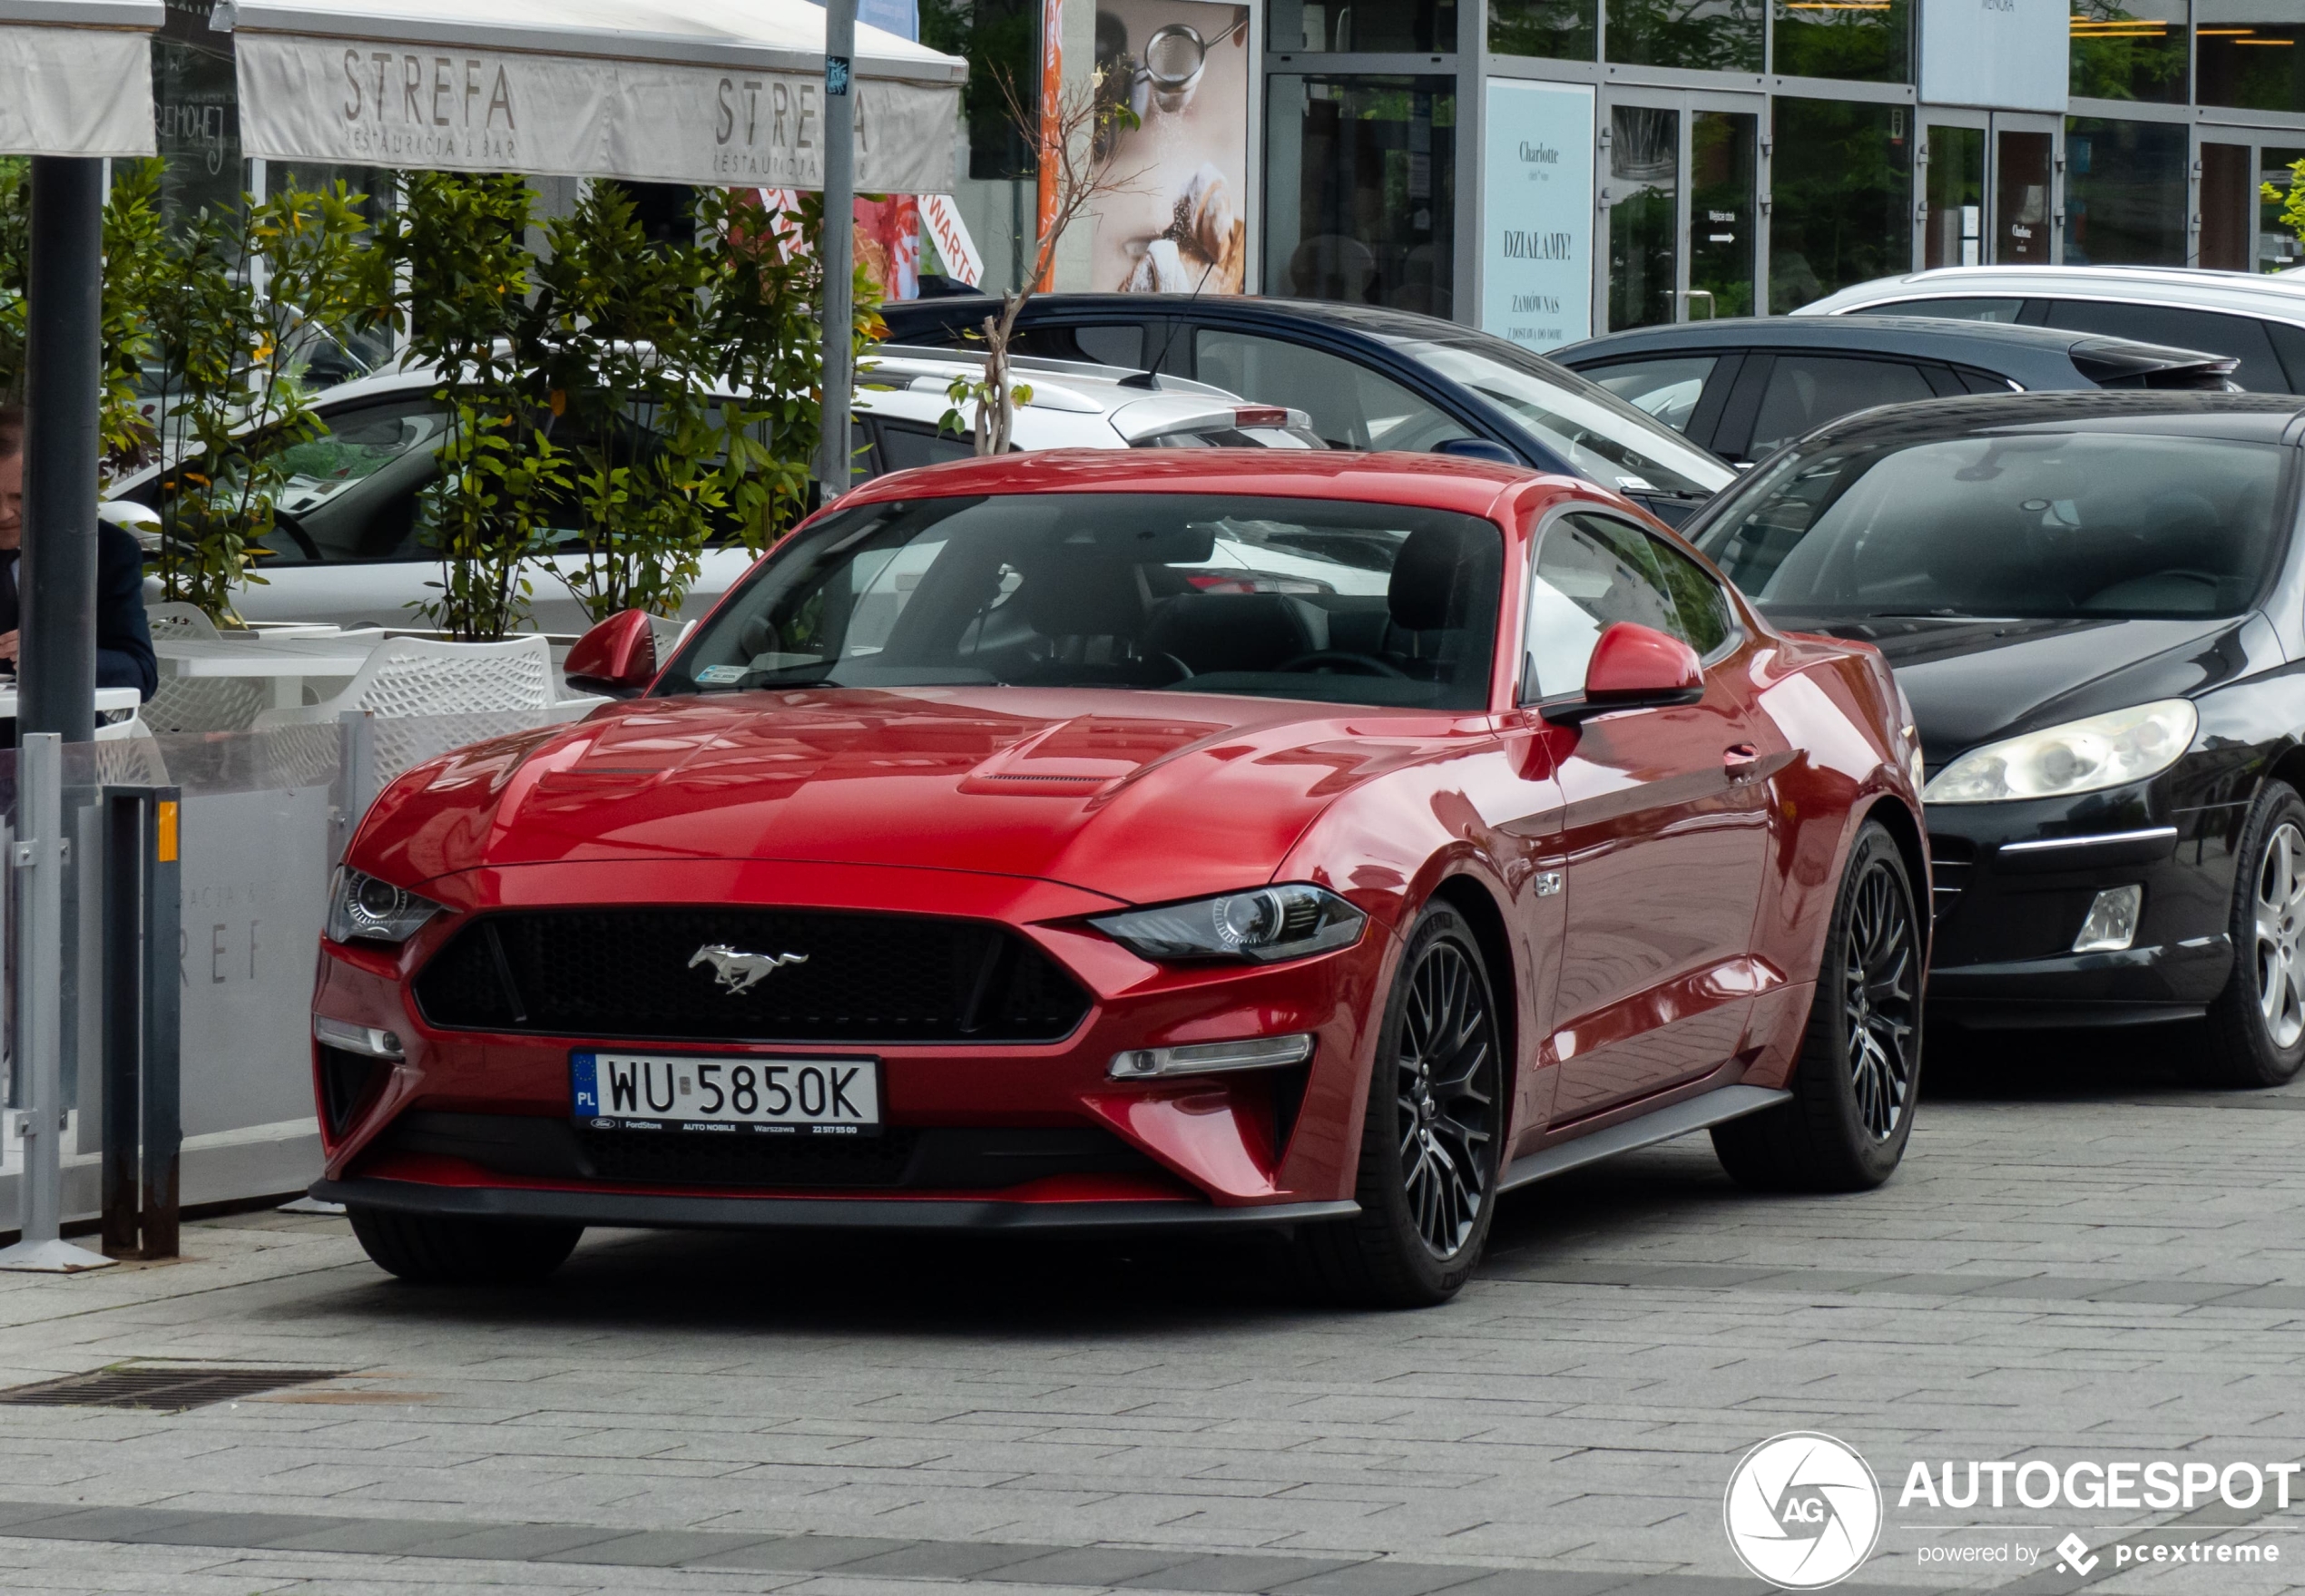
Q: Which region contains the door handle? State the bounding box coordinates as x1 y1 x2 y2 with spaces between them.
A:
1724 744 1760 782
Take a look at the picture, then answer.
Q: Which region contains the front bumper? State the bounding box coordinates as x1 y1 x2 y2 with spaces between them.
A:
311 858 1398 1216
1924 791 2246 1028
315 1174 1358 1234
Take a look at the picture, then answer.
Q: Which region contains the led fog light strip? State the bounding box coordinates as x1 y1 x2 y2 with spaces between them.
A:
1108 1033 1314 1081
313 1016 404 1060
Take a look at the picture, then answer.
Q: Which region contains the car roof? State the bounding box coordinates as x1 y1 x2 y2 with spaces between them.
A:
1791 389 2305 452
829 446 1580 519
1797 266 2305 324
1554 313 2217 369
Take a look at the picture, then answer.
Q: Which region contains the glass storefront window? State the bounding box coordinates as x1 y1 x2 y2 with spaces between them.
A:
1273 0 1457 50
1608 107 1678 331
921 0 1039 179
2070 0 2189 103
1769 99 1912 313
1772 0 1911 84
1923 124 1985 268
1266 76 1457 318
1692 111 1757 318
1606 0 1761 71
2202 142 2252 268
1996 131 2054 264
2064 116 2188 263
2261 145 2305 270
2198 0 2305 113
1490 0 1597 59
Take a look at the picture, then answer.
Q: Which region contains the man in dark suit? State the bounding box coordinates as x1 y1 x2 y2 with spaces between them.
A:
0 405 156 700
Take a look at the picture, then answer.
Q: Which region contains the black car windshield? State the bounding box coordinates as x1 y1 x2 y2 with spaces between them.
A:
659 493 1504 710
1692 431 2289 620
1372 330 1734 498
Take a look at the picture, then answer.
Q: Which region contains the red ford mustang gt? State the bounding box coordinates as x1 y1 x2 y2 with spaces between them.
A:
310 451 1927 1306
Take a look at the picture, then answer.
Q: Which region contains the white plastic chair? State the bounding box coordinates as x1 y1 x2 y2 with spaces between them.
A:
142 602 272 732
144 602 221 641
254 635 603 780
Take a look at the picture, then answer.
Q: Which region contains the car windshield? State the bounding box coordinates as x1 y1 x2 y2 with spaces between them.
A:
1691 430 2289 621
660 493 1505 710
1372 331 1735 497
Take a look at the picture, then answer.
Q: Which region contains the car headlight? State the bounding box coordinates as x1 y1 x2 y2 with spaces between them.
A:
327 867 444 945
1091 884 1366 964
1922 700 2198 804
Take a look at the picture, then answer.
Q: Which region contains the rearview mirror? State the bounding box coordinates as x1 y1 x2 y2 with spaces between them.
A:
1541 622 1704 725
564 609 658 699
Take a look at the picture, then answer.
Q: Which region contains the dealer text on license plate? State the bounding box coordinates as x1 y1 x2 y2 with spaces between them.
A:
572 1052 879 1135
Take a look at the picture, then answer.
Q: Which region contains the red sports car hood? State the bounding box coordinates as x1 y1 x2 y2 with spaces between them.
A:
355 687 1481 906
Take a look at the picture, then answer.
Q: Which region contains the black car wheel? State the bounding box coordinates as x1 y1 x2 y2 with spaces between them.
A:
1300 902 1502 1308
2202 780 2305 1087
1713 821 1922 1191
349 1208 583 1286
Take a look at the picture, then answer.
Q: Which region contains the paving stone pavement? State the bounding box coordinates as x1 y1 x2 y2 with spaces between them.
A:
4 1037 2305 1594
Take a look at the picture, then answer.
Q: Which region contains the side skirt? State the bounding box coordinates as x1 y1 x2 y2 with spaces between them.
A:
1498 1083 1790 1193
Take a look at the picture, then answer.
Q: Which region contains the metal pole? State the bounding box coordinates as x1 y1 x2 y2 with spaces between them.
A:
813 0 858 500
141 790 181 1260
0 734 110 1269
100 792 144 1258
20 159 103 746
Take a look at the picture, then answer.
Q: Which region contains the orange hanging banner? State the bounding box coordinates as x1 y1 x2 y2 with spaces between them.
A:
1035 0 1064 288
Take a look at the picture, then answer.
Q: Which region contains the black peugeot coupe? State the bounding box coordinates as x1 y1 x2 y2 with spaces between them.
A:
1686 392 2305 1086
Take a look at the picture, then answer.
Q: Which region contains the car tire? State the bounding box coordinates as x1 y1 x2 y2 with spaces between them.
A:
1299 902 1504 1308
2201 779 2305 1088
348 1208 583 1286
1712 820 1923 1192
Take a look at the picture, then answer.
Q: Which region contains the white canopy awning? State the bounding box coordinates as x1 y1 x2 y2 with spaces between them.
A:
0 1 161 158
214 0 966 193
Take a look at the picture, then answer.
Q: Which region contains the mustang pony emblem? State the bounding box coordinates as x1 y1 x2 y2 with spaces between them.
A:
688 945 809 994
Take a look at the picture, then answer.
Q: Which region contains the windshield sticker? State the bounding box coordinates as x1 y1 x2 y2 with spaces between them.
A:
695 664 749 685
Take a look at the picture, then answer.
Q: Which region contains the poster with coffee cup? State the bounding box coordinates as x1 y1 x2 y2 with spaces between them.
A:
1091 0 1251 296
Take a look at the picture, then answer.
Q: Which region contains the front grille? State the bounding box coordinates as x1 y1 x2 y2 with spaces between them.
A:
1927 835 1974 923
371 1112 1160 1192
584 1127 924 1188
413 909 1092 1045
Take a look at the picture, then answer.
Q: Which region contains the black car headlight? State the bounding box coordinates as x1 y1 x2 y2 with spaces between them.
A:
327 867 444 945
1922 700 2197 804
1091 884 1366 964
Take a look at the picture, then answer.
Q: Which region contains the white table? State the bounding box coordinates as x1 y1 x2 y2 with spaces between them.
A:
155 633 386 710
0 686 145 741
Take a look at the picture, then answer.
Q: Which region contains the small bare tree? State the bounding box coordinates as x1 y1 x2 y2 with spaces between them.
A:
941 69 1141 455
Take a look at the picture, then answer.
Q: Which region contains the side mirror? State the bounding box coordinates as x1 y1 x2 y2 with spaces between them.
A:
1541 622 1705 725
564 608 658 699
1431 437 1522 466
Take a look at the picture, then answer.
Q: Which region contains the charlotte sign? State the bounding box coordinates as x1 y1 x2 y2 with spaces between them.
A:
1481 80 1594 351
231 33 959 191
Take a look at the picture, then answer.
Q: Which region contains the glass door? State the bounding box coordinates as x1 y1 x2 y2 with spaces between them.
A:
1598 92 1761 331
1922 119 1987 269
1992 114 2057 266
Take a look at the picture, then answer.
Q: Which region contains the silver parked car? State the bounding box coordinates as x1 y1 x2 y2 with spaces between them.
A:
1795 266 2305 394
104 352 1320 634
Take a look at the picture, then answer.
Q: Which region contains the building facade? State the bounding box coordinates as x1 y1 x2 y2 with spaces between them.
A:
1253 0 2305 349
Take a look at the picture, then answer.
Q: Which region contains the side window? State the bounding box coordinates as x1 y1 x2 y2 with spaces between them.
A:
1193 328 1460 452
1073 324 1145 368
875 419 976 475
2039 300 2289 392
248 397 453 564
1746 356 1937 457
1575 356 1719 434
1862 297 2025 323
1525 512 1719 700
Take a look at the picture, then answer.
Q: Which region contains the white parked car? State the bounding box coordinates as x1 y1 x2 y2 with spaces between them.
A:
103 350 1321 635
1795 266 2305 394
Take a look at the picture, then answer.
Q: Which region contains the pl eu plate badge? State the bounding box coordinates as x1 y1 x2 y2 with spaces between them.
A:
572 1052 607 1128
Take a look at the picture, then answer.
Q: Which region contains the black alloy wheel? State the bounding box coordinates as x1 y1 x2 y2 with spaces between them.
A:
348 1208 584 1286
1713 821 1923 1191
1301 902 1504 1307
1844 851 1920 1141
2202 779 2305 1087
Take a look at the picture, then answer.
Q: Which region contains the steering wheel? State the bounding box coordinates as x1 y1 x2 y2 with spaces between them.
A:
1277 650 1408 679
266 511 321 562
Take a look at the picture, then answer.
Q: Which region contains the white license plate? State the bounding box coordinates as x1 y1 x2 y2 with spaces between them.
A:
572 1052 881 1136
